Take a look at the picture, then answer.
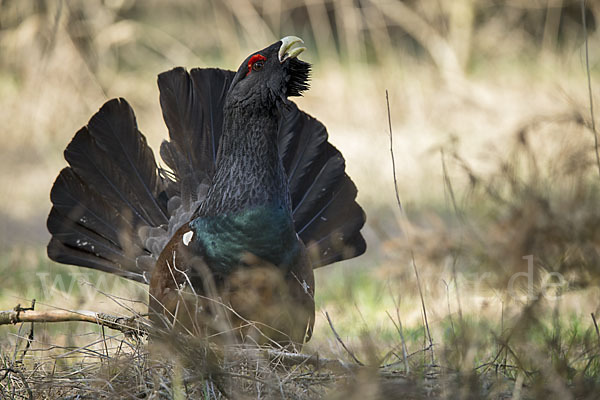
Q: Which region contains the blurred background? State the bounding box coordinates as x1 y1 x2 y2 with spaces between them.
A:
1 0 600 396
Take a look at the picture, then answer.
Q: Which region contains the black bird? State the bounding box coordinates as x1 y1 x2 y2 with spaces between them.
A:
46 36 366 346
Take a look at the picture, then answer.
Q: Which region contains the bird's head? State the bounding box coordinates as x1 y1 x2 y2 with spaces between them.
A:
226 36 310 110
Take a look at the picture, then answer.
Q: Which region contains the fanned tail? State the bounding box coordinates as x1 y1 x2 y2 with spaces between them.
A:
47 98 169 282
47 68 366 282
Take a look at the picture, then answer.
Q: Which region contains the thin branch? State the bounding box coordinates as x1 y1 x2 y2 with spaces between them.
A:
324 311 364 366
0 368 33 400
592 313 600 340
380 343 434 370
229 346 360 372
386 90 435 364
441 149 464 322
384 310 410 373
387 92 403 214
0 308 150 336
387 289 410 374
580 0 600 178
441 149 463 222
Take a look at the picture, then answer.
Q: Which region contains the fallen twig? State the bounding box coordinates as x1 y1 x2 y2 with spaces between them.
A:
386 90 435 365
0 367 33 400
225 346 360 373
325 311 364 366
0 307 150 337
580 0 599 179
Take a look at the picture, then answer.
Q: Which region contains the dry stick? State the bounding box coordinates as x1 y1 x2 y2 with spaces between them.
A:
442 280 455 337
256 347 358 373
384 309 410 374
501 301 508 372
0 368 33 400
386 90 435 365
20 321 34 364
13 300 36 363
441 150 464 322
387 287 410 373
0 308 150 336
201 344 361 374
440 149 463 222
324 312 363 366
580 0 600 178
380 343 434 370
591 313 600 340
101 325 109 364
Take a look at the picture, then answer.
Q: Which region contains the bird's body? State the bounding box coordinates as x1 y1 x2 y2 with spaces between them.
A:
47 37 365 347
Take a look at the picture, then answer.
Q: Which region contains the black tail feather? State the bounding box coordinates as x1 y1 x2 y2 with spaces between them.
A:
47 208 135 268
49 167 128 245
85 98 168 225
158 67 234 208
47 98 167 282
64 99 168 228
47 238 146 282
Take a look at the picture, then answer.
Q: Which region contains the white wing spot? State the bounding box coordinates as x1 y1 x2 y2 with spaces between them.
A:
302 280 310 294
182 231 194 246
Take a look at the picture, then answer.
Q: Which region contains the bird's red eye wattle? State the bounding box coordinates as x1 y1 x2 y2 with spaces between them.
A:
246 54 267 76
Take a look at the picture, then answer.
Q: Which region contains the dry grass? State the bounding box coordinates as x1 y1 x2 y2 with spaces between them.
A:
1 0 600 398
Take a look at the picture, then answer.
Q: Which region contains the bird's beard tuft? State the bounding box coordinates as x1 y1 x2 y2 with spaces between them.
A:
286 58 310 97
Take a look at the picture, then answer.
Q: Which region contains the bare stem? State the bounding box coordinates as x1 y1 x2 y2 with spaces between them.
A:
325 311 363 366
0 308 150 336
580 0 600 178
386 90 435 364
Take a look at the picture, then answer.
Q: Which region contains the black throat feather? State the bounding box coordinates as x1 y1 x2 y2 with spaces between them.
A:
191 101 299 273
285 58 311 97
198 105 291 217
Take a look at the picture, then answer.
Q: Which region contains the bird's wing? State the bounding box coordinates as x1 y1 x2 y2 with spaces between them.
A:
278 103 366 267
158 67 234 207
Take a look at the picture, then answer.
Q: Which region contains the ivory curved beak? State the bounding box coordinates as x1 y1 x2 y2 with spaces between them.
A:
279 36 306 63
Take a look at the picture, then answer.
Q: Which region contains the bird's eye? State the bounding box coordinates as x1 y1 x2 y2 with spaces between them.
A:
246 54 267 76
252 60 264 71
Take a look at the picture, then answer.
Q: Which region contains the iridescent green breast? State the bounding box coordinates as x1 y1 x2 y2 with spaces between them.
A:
189 204 299 275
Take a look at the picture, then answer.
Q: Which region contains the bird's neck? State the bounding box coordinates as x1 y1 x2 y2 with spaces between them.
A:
200 105 291 216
